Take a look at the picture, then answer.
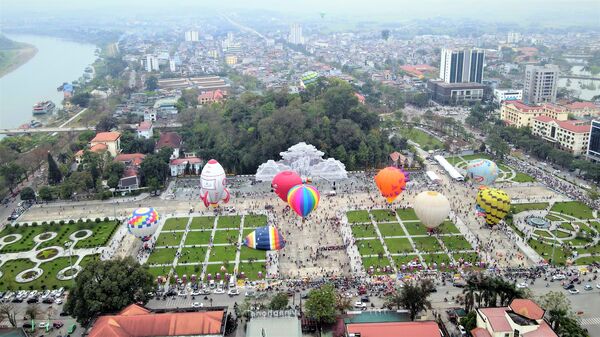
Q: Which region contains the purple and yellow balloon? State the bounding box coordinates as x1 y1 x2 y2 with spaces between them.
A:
287 184 320 219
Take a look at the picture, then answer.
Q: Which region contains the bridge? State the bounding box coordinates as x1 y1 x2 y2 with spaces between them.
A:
560 75 600 81
0 126 94 135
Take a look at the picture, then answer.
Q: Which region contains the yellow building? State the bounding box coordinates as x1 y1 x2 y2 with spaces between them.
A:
90 131 121 157
500 101 568 128
225 55 237 65
532 116 591 155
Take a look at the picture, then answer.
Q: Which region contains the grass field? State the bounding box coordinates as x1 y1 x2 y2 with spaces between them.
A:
212 230 239 244
190 216 215 230
403 222 429 236
378 223 405 237
240 246 266 261
513 172 536 183
185 230 212 246
370 209 397 222
422 254 452 265
412 237 442 253
384 238 414 253
551 202 595 219
244 214 267 228
440 236 472 251
347 210 371 223
351 224 378 238
178 247 207 264
511 203 549 214
217 216 241 228
396 209 418 221
163 217 189 230
147 248 178 265
208 246 237 262
437 221 460 234
356 239 386 256
155 231 184 247
399 127 442 150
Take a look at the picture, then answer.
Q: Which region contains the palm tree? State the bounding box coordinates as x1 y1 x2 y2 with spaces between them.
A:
384 286 403 310
25 304 41 321
548 308 568 332
387 279 435 321
335 294 353 313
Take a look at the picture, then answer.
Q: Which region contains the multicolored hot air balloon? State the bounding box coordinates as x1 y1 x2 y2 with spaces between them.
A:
466 159 499 186
374 167 408 203
476 188 511 226
243 225 286 251
200 159 230 207
413 191 451 230
127 207 160 241
272 171 302 203
287 184 320 218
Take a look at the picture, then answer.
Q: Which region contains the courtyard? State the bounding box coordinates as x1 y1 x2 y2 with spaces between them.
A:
447 153 536 183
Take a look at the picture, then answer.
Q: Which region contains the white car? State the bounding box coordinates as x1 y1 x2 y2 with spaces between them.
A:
552 274 566 281
568 289 580 294
458 325 467 336
191 302 203 308
191 290 201 296
178 291 187 297
54 298 63 305
516 282 529 289
38 322 49 329
214 288 225 294
597 283 600 289
227 288 240 296
354 301 367 310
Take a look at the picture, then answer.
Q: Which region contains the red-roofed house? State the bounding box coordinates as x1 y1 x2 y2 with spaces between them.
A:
354 92 365 105
114 153 146 191
400 64 437 78
88 304 225 337
563 101 600 117
115 153 146 167
500 101 569 128
532 116 591 154
169 156 203 176
198 89 225 105
137 121 154 139
156 132 182 159
90 131 121 157
346 321 441 337
473 299 558 337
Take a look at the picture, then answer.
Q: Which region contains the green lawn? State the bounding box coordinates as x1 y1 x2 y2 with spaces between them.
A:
185 230 212 246
574 256 600 265
0 257 76 291
237 262 266 280
205 263 233 278
212 230 239 244
146 248 178 265
356 239 386 256
551 201 595 219
456 154 492 161
412 237 442 253
559 223 575 232
528 239 568 265
554 230 572 238
437 221 460 234
217 216 241 228
576 223 593 234
351 224 378 238
240 246 266 261
75 221 120 249
453 252 480 263
244 214 267 228
361 256 392 274
392 255 420 267
190 216 215 230
80 254 100 266
590 222 600 233
534 230 553 238
399 127 442 149
370 209 397 222
566 237 593 247
440 236 472 251
422 253 452 265
546 214 563 221
384 238 414 253
378 223 405 237
403 222 429 236
208 245 237 262
155 231 184 247
396 209 419 221
511 203 549 214
148 266 172 279
178 247 208 264
175 264 203 278
163 217 189 230
513 172 536 183
347 210 371 223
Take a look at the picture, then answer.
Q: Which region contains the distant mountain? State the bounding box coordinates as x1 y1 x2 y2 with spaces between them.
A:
0 34 26 50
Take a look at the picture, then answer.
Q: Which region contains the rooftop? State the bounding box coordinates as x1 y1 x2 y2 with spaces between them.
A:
479 307 512 332
137 121 153 131
157 132 182 149
509 299 545 320
91 131 121 142
346 321 440 337
170 157 203 165
534 116 591 133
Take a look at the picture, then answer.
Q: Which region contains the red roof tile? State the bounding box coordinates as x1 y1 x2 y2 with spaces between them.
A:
533 115 554 123
510 299 544 320
479 307 512 332
170 157 203 165
523 321 558 337
157 132 182 149
509 101 541 112
137 121 152 131
471 327 493 337
557 120 591 133
346 321 440 337
115 153 146 166
90 143 108 153
92 132 121 142
565 101 599 110
89 304 224 337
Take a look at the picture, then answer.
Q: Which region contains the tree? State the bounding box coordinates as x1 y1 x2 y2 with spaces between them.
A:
460 311 477 332
20 187 36 201
47 152 62 184
386 279 435 320
71 92 92 108
96 116 118 132
269 292 289 310
140 155 169 185
0 163 25 193
38 186 54 201
0 303 18 327
145 76 159 91
381 29 390 40
25 304 41 321
305 284 338 326
147 177 161 195
65 257 154 324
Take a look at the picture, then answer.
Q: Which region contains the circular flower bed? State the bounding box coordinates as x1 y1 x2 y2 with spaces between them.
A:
57 265 82 280
36 248 59 260
0 234 22 244
16 268 43 283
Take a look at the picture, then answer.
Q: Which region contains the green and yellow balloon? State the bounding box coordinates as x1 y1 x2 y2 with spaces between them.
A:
475 188 511 227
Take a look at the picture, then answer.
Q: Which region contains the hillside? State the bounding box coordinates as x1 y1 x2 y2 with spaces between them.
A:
0 34 26 50
0 34 37 77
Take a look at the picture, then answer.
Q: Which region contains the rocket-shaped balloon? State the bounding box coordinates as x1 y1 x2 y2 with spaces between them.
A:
200 159 230 207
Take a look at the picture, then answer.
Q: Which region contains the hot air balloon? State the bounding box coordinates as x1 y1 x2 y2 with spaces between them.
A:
200 159 230 207
374 167 408 203
466 159 499 186
413 191 451 230
475 188 511 226
287 184 320 218
301 71 319 87
272 171 302 203
243 225 286 251
127 207 160 241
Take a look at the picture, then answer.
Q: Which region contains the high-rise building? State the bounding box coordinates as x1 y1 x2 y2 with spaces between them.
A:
587 120 600 161
507 32 522 44
439 48 485 84
184 30 199 42
288 24 304 45
144 55 160 72
523 64 559 104
169 59 176 72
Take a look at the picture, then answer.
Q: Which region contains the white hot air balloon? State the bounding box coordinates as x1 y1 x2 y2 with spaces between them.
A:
200 159 230 207
413 191 451 230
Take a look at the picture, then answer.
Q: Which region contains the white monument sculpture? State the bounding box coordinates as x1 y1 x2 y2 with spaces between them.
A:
255 142 348 181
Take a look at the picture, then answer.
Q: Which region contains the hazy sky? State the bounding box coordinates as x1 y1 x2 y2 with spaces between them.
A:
2 0 599 24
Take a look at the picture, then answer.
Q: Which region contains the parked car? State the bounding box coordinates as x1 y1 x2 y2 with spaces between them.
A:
516 282 528 289
568 289 580 295
26 297 38 304
53 321 64 329
458 325 467 336
564 284 575 290
227 288 240 296
552 274 566 281
584 285 593 291
360 296 370 303
354 301 367 310
191 302 203 308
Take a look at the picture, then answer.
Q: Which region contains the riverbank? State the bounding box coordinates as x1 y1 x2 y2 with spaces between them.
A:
0 43 38 78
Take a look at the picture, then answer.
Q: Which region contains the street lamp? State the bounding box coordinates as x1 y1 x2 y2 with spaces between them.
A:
109 188 116 220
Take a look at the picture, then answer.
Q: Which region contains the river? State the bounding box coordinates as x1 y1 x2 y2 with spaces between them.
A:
0 34 96 129
558 65 600 101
